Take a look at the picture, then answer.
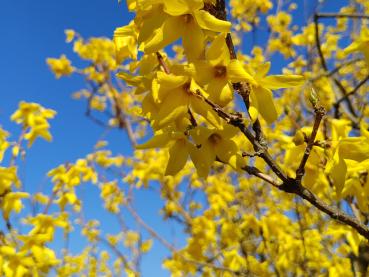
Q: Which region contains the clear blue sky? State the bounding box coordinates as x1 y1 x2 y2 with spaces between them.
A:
0 0 347 276
0 1 174 276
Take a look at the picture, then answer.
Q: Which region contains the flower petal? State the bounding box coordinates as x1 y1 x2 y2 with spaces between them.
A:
154 90 189 128
190 96 222 129
193 10 231 33
165 139 189 176
325 151 347 197
206 34 230 66
227 60 256 84
143 17 183 53
182 22 205 61
136 133 171 149
252 86 278 123
207 78 233 107
162 0 192 16
215 138 238 163
189 143 215 178
259 75 305 90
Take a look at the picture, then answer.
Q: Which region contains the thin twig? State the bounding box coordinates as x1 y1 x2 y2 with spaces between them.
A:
313 13 358 117
317 13 369 20
209 1 265 142
336 75 369 105
126 204 240 275
156 52 171 74
97 235 135 274
242 165 281 188
295 105 326 182
195 89 288 182
278 179 369 240
310 58 361 82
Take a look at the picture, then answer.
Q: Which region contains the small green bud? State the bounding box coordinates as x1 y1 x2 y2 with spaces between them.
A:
309 87 319 106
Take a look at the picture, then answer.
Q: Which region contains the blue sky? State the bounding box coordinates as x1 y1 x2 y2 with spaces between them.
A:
0 1 173 276
0 0 349 276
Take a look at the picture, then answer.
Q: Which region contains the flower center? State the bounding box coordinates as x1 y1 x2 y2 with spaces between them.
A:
183 14 193 24
213 65 227 78
208 133 222 145
182 82 192 95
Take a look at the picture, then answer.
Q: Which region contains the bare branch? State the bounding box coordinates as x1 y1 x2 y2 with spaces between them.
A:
314 13 358 117
295 105 326 182
336 75 369 105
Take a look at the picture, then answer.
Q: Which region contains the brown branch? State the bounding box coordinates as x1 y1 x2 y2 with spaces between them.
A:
313 13 358 117
195 89 288 182
126 204 241 275
156 52 171 74
241 166 281 188
240 165 369 240
278 179 369 240
336 75 369 105
97 235 135 273
295 105 326 182
102 67 137 147
188 108 198 127
317 13 369 20
209 1 265 142
310 58 361 82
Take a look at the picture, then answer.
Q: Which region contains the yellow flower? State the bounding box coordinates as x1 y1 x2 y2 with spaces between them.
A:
189 125 245 177
0 127 9 163
11 101 56 147
0 246 35 277
344 26 369 67
325 120 369 196
150 73 222 129
1 192 29 220
65 29 76 43
246 62 305 123
137 130 193 176
137 0 231 60
124 231 140 247
113 20 138 62
46 55 74 78
174 34 256 106
27 214 68 242
0 167 20 195
100 181 125 213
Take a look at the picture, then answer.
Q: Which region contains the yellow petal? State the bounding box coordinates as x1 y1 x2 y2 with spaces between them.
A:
189 143 215 178
192 61 213 84
207 78 233 107
162 0 191 15
165 139 189 176
182 22 205 61
190 96 222 129
255 62 271 78
326 151 347 197
248 106 259 123
215 139 238 163
227 60 256 84
228 154 246 171
190 126 214 145
259 75 305 90
162 0 203 16
144 17 183 53
155 90 189 128
193 10 231 33
252 86 278 123
136 133 171 149
157 72 188 89
343 41 360 56
206 33 230 66
138 9 167 45
339 137 369 161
